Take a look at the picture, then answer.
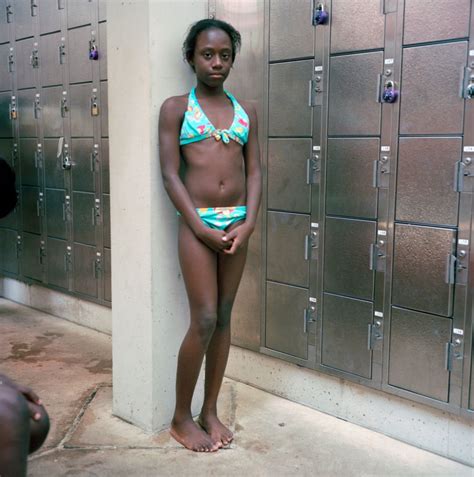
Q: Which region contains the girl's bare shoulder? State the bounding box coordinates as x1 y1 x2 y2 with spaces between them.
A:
160 94 189 120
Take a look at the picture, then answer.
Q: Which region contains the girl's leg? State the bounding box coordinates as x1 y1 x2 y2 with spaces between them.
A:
171 219 221 452
199 223 248 446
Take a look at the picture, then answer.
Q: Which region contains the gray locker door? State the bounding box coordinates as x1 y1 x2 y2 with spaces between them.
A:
15 38 36 90
99 21 107 80
73 191 95 245
266 281 308 360
389 307 451 402
68 26 93 84
14 0 35 40
328 52 382 136
326 138 379 219
18 89 37 137
0 92 13 137
0 139 14 167
47 237 68 289
269 60 313 137
104 247 111 302
101 138 109 194
21 186 41 234
71 138 95 191
403 0 471 45
73 243 98 298
21 232 43 281
323 217 376 300
103 193 110 248
399 42 467 135
269 0 313 61
39 0 62 35
0 44 12 92
322 293 373 378
44 138 65 188
0 0 10 43
0 229 19 274
0 199 18 229
330 0 384 54
392 224 456 317
396 137 460 227
267 211 309 288
470 357 474 410
100 81 108 137
39 33 63 87
98 0 106 22
70 83 94 137
67 0 94 29
267 139 311 213
45 189 66 239
19 139 39 185
41 86 63 137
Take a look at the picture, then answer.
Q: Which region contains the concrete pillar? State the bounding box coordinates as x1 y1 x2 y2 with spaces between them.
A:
108 0 208 432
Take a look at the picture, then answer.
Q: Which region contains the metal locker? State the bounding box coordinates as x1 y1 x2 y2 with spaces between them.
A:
14 0 35 40
43 138 65 188
71 138 95 192
39 0 62 35
267 139 311 213
46 237 69 289
392 224 456 317
330 0 384 54
266 211 310 288
0 0 10 43
321 293 373 378
389 307 451 402
403 0 471 45
21 232 43 281
103 193 110 248
0 203 18 230
396 137 461 227
39 33 64 87
73 243 98 298
67 0 94 29
15 38 37 90
19 138 39 185
101 138 109 193
323 217 376 300
328 52 383 136
0 139 15 166
0 44 13 92
269 0 313 61
0 92 13 137
470 358 474 410
45 188 67 239
17 89 37 137
72 191 96 245
68 26 94 84
399 42 467 135
266 281 308 360
0 229 19 274
21 186 41 234
69 83 94 137
100 80 108 137
41 86 64 137
326 138 379 219
268 60 313 137
98 0 106 22
104 247 111 301
99 21 107 80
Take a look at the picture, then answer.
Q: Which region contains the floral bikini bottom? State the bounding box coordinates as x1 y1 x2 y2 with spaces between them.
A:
196 206 247 230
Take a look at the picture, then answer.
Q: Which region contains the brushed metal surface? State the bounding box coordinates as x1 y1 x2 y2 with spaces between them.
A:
389 307 451 402
403 0 471 45
69 83 94 137
71 138 94 192
41 86 63 137
21 232 42 281
326 138 379 219
269 0 313 61
101 138 109 194
0 43 12 92
98 0 107 22
0 139 14 167
67 0 94 29
269 60 313 137
15 38 36 90
45 188 67 239
392 224 455 317
328 52 382 136
39 0 62 35
0 229 19 274
323 217 376 300
39 32 63 87
0 92 13 137
72 191 95 245
331 0 384 53
14 0 34 40
18 89 37 137
100 80 108 137
43 138 65 188
103 193 110 248
0 0 9 43
19 139 38 186
268 138 311 213
21 186 40 234
73 243 97 297
68 26 93 84
399 42 467 135
104 247 111 302
396 137 460 226
99 21 107 81
266 281 308 360
322 293 373 378
267 211 309 287
47 237 68 289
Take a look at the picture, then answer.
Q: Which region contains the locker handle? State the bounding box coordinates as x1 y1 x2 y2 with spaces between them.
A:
369 243 377 271
445 254 456 285
6 4 13 23
445 342 452 371
367 324 373 350
375 74 383 103
92 207 96 226
304 235 310 260
36 200 40 217
303 308 308 334
31 0 38 16
372 160 379 188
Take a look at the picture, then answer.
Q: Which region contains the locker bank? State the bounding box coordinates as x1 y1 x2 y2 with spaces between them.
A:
0 0 473 465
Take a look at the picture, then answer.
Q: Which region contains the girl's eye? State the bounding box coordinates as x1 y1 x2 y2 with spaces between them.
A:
204 52 212 59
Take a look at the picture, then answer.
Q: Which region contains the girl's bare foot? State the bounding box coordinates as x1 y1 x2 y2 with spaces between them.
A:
198 412 233 447
170 418 220 452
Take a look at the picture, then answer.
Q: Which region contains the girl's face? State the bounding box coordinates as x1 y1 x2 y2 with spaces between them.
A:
191 28 233 87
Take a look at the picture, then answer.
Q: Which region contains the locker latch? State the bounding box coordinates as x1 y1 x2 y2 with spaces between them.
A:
62 195 71 222
461 67 474 99
12 143 18 168
91 92 99 116
8 48 14 73
58 0 65 10
61 92 69 117
16 235 22 258
34 144 43 169
6 4 13 23
64 246 72 272
304 224 319 260
10 96 17 120
61 142 71 170
312 2 328 25
58 42 66 65
309 67 323 107
39 241 46 265
368 317 383 350
89 38 99 61
303 298 317 333
36 192 44 217
31 0 38 16
94 253 102 279
30 46 39 69
445 334 463 371
90 145 99 172
34 94 41 119
455 248 469 285
453 156 473 193
369 237 386 272
92 199 101 226
373 152 390 189
306 154 320 184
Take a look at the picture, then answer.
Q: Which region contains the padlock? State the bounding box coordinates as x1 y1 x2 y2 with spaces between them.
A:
313 3 329 25
382 80 399 103
89 43 99 60
10 107 17 120
91 101 99 116
467 82 474 99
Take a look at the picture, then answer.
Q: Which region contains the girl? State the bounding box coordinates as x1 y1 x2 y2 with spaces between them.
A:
159 19 261 452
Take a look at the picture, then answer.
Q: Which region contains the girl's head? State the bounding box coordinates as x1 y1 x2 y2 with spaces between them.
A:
183 19 242 73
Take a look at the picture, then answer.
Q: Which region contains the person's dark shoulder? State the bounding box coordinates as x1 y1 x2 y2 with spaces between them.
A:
160 94 189 121
236 98 257 121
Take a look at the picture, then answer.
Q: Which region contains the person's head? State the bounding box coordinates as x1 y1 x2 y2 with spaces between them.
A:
183 19 241 85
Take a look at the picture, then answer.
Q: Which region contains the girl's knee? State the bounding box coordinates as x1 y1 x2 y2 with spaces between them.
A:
217 301 233 328
192 309 218 344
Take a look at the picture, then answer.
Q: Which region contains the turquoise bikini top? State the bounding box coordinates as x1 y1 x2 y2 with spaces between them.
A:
179 88 250 146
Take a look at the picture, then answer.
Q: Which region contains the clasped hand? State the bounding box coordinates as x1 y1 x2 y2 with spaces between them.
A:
0 373 43 421
196 224 252 254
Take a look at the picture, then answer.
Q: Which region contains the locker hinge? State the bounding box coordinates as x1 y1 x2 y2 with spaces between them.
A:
62 195 71 222
94 253 102 279
380 0 397 14
6 4 13 23
92 199 101 226
31 0 38 16
303 297 317 333
39 241 46 265
11 143 18 168
445 333 463 371
373 149 390 189
306 153 320 184
304 223 319 260
312 2 328 25
34 144 43 169
369 236 386 272
34 93 41 119
309 68 323 106
61 91 68 117
36 192 44 217
455 247 469 286
30 45 39 68
454 156 473 192
8 48 14 73
91 91 99 116
58 0 65 10
59 42 66 65
10 96 17 120
368 314 383 350
64 246 72 271
90 144 99 172
461 67 474 99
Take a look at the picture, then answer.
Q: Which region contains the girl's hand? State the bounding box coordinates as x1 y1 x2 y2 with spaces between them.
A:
196 227 232 253
222 224 253 255
0 374 43 420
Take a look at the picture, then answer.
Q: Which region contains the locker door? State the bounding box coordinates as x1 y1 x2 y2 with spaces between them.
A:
41 86 63 137
0 0 10 44
43 138 66 188
99 21 107 80
45 189 67 240
47 237 68 289
101 138 109 193
21 232 43 281
15 38 36 90
67 0 95 29
0 44 13 92
100 81 108 137
73 191 95 245
19 139 39 186
39 33 64 87
0 92 14 137
71 138 95 192
17 89 37 137
103 194 110 248
0 229 19 275
39 0 62 35
69 83 94 137
103 246 111 302
68 26 93 84
14 0 35 40
73 243 98 298
21 186 41 234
